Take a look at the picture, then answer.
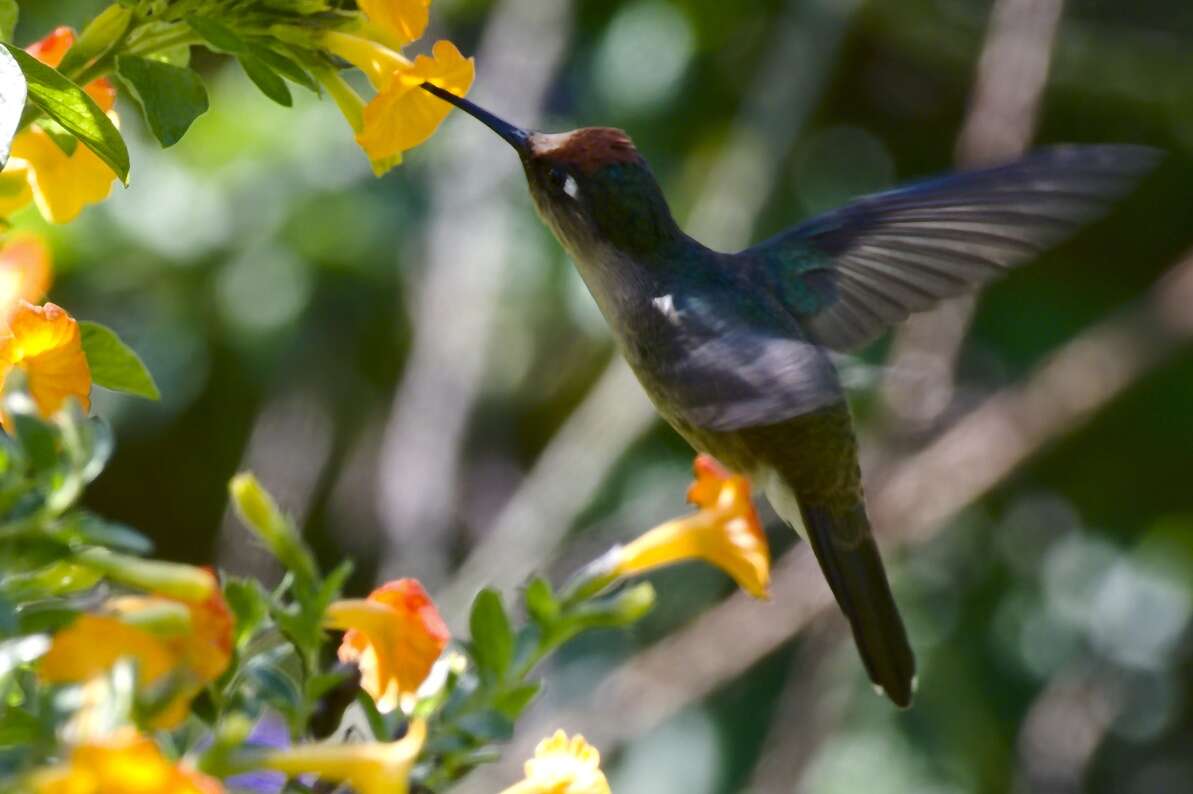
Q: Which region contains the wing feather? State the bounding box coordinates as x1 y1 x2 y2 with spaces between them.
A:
752 145 1160 351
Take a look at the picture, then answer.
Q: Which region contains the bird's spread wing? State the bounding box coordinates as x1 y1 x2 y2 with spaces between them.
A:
642 293 842 432
750 145 1161 352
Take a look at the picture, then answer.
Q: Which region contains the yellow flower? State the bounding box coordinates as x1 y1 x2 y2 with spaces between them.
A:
39 573 234 729
321 31 475 174
325 578 450 713
260 719 425 794
500 731 611 794
0 28 119 224
356 40 475 173
358 0 430 48
613 454 771 599
0 233 52 318
0 301 91 427
31 729 221 794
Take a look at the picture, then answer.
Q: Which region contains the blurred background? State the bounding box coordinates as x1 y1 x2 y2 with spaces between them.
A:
15 0 1193 792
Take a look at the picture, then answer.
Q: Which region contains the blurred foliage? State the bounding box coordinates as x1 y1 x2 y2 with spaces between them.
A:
7 0 1193 792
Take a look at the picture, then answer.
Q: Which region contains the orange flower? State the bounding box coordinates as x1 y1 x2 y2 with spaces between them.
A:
499 731 611 794
0 28 118 223
31 729 221 794
0 234 52 318
325 578 450 712
613 455 771 599
0 301 91 427
260 719 424 794
39 572 234 729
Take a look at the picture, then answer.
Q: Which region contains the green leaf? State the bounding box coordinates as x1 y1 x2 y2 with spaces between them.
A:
238 55 291 107
79 321 160 400
0 42 25 169
223 577 270 650
244 661 303 717
469 589 514 679
185 16 245 54
492 681 541 720
71 515 153 555
116 55 208 147
0 0 16 43
524 576 560 628
57 4 133 76
3 44 129 183
244 41 318 93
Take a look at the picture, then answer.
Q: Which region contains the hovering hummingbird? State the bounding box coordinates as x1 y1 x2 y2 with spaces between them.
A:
422 83 1158 707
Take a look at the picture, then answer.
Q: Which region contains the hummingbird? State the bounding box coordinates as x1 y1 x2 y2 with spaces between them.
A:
421 83 1158 707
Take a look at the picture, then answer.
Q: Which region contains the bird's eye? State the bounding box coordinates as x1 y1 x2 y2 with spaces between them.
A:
548 167 580 200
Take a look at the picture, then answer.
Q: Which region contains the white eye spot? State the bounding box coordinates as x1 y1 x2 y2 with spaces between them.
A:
563 174 580 200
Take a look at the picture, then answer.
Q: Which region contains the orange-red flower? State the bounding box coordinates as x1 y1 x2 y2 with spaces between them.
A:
324 578 450 712
39 572 234 729
499 731 611 794
31 729 221 794
0 234 52 318
613 455 771 599
0 27 119 223
0 301 91 427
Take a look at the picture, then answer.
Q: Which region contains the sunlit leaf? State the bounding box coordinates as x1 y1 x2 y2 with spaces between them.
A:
79 321 160 400
3 44 129 183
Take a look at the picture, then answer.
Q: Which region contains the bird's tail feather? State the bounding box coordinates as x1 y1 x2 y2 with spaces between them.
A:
800 502 916 708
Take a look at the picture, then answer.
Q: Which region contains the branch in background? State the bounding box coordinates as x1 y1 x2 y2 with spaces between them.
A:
486 246 1193 775
373 0 574 583
878 0 1065 439
438 0 863 626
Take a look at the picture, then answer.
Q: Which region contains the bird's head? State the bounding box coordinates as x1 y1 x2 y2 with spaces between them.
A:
424 84 680 258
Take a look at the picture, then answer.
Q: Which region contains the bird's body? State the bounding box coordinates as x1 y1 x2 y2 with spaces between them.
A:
422 81 1158 708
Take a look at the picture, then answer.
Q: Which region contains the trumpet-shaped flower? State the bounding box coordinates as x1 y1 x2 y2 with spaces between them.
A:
499 731 611 794
325 578 449 712
0 302 91 426
32 729 221 794
39 574 234 729
322 33 475 174
0 27 118 223
259 718 425 794
613 455 771 599
356 40 475 173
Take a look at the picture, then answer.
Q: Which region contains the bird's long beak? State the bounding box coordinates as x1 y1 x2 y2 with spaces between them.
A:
421 83 530 155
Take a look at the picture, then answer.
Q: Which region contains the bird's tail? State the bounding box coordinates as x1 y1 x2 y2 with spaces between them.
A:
798 498 915 707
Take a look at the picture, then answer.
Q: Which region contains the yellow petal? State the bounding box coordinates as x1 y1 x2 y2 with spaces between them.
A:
0 160 34 218
262 719 424 794
356 40 475 173
39 615 176 687
10 127 117 224
32 729 222 794
358 0 430 47
613 455 771 599
500 730 611 794
0 301 91 420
